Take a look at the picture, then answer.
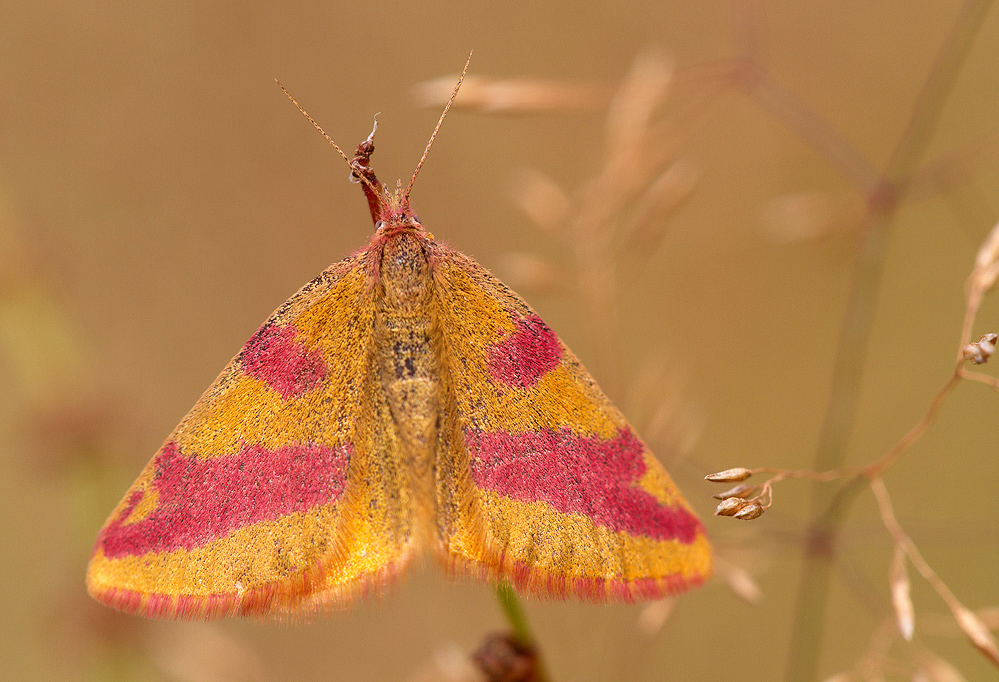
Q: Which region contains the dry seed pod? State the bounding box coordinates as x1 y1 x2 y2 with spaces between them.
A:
733 503 764 520
889 543 914 641
715 498 747 517
816 673 853 682
953 606 999 665
605 49 673 159
913 651 966 682
705 467 753 482
510 169 572 232
975 221 999 272
713 483 756 500
761 191 837 243
962 333 997 365
623 161 698 243
719 561 763 605
497 252 566 297
637 598 677 637
970 221 999 294
413 75 607 113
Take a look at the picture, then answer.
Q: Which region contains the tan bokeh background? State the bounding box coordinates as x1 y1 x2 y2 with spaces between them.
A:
2 1 998 681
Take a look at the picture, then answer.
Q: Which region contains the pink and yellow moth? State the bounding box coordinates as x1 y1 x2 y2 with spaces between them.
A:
86 66 712 619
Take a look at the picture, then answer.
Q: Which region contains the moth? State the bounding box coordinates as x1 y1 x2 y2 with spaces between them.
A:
86 65 711 619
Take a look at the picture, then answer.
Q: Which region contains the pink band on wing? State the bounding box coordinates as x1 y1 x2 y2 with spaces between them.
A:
97 440 351 558
240 323 328 399
466 427 701 543
487 313 563 389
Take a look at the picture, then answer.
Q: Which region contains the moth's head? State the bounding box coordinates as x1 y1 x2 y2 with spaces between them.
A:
373 192 424 238
277 53 469 238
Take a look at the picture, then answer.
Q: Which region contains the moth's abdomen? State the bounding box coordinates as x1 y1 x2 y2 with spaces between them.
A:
375 232 440 544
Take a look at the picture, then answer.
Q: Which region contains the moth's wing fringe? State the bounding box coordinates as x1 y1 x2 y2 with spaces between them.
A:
436 548 709 603
87 553 412 621
87 453 416 622
431 438 709 603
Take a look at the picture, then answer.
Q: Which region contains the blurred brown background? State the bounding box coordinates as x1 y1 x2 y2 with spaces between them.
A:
2 1 998 681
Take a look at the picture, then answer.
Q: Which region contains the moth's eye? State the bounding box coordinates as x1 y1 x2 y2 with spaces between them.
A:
374 220 384 229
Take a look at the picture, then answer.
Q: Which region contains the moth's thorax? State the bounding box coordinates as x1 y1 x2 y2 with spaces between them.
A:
377 228 432 314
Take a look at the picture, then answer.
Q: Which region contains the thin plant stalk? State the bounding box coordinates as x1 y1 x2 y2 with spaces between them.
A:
495 584 552 682
783 2 994 679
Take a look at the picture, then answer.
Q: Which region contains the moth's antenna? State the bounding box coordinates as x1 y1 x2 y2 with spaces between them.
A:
403 52 472 203
276 79 380 196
